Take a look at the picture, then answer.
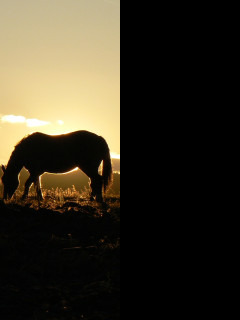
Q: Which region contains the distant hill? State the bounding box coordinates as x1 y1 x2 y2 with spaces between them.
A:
0 158 120 196
112 158 120 173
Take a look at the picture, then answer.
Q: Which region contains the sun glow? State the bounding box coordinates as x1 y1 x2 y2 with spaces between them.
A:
0 0 120 169
111 152 120 159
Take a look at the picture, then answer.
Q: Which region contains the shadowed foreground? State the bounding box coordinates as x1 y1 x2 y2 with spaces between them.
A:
0 195 120 320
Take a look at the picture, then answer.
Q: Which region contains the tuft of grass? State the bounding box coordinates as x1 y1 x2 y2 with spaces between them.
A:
6 185 119 210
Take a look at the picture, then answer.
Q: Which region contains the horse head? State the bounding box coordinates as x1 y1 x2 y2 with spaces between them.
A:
1 165 19 200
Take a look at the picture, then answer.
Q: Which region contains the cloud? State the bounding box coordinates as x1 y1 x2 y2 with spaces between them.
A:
1 115 26 124
1 114 50 127
26 119 50 127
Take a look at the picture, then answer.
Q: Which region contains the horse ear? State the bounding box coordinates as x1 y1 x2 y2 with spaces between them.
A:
1 165 6 173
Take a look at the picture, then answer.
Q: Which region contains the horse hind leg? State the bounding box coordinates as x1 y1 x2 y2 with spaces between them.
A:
80 164 103 202
34 176 43 201
90 175 104 203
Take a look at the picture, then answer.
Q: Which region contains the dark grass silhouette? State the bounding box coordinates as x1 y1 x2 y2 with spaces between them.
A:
0 195 120 320
1 131 112 202
0 168 120 198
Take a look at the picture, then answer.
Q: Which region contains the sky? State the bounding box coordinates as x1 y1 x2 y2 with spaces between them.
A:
0 0 120 165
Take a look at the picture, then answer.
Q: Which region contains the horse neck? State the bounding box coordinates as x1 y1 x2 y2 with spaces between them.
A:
7 149 24 176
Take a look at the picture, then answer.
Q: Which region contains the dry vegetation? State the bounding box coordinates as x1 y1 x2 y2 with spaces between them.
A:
0 188 120 320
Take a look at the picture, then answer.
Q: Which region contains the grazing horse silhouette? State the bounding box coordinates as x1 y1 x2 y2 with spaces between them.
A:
1 131 112 202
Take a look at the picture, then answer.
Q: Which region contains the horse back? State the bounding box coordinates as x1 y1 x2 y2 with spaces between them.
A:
19 131 109 172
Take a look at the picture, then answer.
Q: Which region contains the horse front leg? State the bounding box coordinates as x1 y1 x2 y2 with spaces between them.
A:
22 175 34 200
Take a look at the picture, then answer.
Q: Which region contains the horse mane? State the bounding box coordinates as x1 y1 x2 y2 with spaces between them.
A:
7 135 30 169
14 134 30 150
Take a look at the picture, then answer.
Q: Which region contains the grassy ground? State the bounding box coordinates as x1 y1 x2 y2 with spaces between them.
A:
0 190 120 320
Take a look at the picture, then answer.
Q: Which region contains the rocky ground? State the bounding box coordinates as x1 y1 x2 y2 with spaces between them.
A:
0 195 120 320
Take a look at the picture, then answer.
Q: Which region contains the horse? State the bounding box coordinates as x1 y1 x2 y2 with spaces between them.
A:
1 130 112 202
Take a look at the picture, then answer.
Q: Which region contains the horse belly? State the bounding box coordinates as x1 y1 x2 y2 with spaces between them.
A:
45 164 77 174
44 157 78 174
26 151 78 174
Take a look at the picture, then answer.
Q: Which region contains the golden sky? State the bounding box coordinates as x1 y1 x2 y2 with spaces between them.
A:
0 0 120 164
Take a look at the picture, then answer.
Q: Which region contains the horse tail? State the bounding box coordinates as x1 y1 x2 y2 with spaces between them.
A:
100 137 113 193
